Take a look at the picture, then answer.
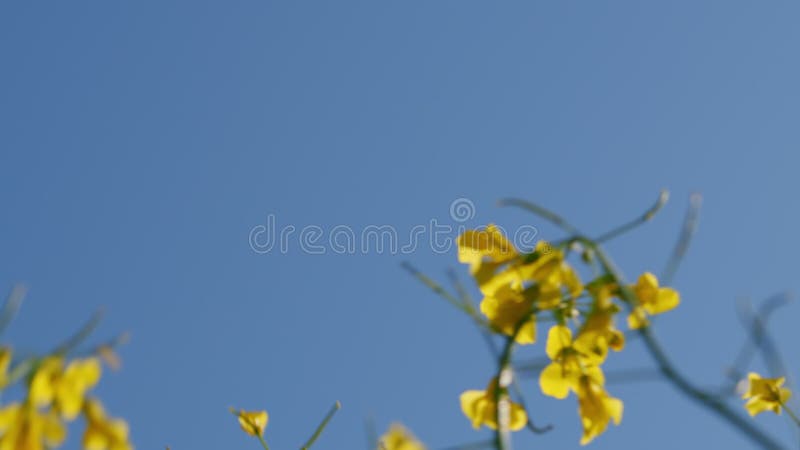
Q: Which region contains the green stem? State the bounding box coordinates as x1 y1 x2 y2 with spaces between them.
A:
0 285 26 338
301 401 341 450
493 337 515 450
594 190 669 243
497 198 581 235
492 309 540 450
783 403 800 428
258 435 270 450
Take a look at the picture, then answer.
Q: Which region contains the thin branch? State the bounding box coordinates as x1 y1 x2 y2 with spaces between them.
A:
0 284 26 337
497 198 581 235
447 269 500 359
492 308 542 450
727 294 792 383
661 193 702 285
52 309 105 356
300 401 341 450
402 263 471 316
508 377 553 434
595 190 669 243
364 417 378 450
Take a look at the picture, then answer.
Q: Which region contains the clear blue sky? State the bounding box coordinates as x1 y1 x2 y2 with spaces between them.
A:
1 2 799 449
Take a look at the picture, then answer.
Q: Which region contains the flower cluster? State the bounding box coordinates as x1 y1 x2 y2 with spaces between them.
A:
0 348 132 450
456 225 680 444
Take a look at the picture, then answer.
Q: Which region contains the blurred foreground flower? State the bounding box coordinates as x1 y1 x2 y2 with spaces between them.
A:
83 398 132 450
378 423 426 450
231 409 268 437
460 378 527 431
627 272 680 329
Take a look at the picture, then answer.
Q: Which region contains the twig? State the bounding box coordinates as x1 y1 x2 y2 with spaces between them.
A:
497 198 581 235
728 294 792 384
508 378 553 434
52 309 105 355
0 284 26 337
300 401 341 450
661 193 702 285
401 263 472 316
595 190 669 243
447 269 500 359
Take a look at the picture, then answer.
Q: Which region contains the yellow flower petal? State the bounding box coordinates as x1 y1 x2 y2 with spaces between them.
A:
539 363 573 399
234 409 268 437
545 325 572 360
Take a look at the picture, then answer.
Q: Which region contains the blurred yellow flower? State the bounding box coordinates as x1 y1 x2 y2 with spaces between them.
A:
457 225 518 274
576 287 625 360
539 325 604 399
460 378 527 431
82 398 133 450
627 272 679 329
232 409 268 437
478 242 583 307
378 423 426 450
30 357 102 420
576 375 623 445
480 285 536 344
742 372 791 416
0 402 66 450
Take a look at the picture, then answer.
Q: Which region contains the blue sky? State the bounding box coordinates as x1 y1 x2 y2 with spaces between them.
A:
1 1 799 449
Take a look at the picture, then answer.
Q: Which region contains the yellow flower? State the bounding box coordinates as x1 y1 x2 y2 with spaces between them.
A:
460 378 527 431
479 285 536 344
576 375 623 445
477 241 583 303
539 325 604 399
576 286 625 360
457 225 518 274
0 402 66 450
232 409 268 437
82 398 133 450
378 423 426 450
742 372 792 416
627 272 680 329
30 356 102 420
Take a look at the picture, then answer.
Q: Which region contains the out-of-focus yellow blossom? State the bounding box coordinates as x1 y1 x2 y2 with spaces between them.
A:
742 372 792 416
378 423 426 450
232 409 268 437
460 378 527 431
539 325 604 399
0 347 11 389
457 225 518 274
576 374 623 445
30 356 102 420
627 272 680 329
576 286 625 361
477 242 582 299
527 242 583 300
480 285 536 344
0 402 66 450
82 398 133 450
